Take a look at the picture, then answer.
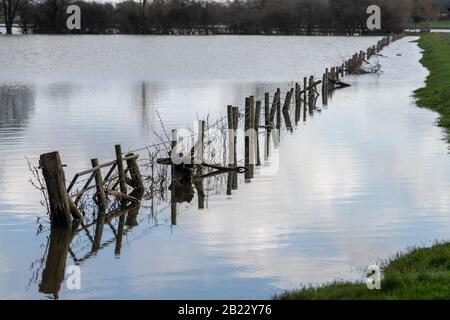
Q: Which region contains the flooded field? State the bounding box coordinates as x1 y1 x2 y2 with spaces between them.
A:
0 35 449 299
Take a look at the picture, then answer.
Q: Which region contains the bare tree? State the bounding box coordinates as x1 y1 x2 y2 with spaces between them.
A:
2 0 21 34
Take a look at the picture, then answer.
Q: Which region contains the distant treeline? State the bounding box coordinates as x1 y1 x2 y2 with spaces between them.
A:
2 0 450 35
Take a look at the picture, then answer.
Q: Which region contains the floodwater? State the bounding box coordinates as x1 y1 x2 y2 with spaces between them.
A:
0 35 449 299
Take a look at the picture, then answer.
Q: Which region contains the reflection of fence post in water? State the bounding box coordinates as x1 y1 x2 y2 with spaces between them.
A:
90 158 106 253
114 211 126 256
194 177 205 209
126 203 140 227
92 209 105 253
39 222 79 299
39 152 72 228
283 109 293 133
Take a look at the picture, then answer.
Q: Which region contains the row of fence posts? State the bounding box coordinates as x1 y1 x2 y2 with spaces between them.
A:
39 35 401 229
35 34 405 300
39 144 145 228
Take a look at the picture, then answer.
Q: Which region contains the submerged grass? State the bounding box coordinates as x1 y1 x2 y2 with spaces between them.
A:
274 242 450 300
415 33 450 142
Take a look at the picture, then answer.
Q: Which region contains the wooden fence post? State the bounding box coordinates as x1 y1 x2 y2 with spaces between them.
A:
125 153 144 195
227 105 235 167
322 73 328 105
303 77 307 108
308 76 314 111
245 97 251 181
39 152 72 228
295 83 301 123
170 129 178 223
232 106 239 190
227 105 234 195
192 120 205 165
91 158 107 209
264 93 270 161
115 144 127 199
264 92 270 128
249 96 255 178
269 90 278 124
282 89 293 112
255 100 261 166
276 88 281 130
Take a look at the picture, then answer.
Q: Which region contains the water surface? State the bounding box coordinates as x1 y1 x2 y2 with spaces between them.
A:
0 35 449 299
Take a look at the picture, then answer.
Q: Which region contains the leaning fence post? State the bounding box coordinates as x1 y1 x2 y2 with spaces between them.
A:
282 90 291 112
39 151 72 228
125 153 144 196
308 76 314 110
91 158 107 209
295 83 301 123
115 144 127 198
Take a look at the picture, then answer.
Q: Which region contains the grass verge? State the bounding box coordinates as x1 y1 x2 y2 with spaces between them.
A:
274 242 450 299
415 33 450 142
410 20 450 30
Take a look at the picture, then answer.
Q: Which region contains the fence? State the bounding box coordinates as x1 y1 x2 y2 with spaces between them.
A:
38 35 399 229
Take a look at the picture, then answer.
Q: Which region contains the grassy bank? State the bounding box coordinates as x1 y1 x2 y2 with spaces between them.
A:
409 20 450 30
274 242 450 300
415 33 450 142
